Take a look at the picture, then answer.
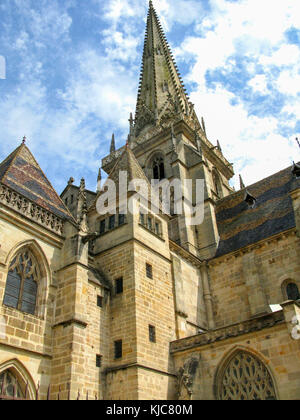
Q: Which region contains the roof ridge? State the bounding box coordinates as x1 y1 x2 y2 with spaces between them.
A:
217 163 296 205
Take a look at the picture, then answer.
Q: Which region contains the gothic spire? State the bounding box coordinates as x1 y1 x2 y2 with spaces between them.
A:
110 134 116 154
239 174 246 190
134 1 191 137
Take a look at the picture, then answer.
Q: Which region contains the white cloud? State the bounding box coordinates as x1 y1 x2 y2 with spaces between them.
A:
0 0 299 193
248 75 269 94
276 69 300 95
173 0 300 188
259 44 300 67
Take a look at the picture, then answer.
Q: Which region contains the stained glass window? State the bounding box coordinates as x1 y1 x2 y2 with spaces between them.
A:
0 370 25 399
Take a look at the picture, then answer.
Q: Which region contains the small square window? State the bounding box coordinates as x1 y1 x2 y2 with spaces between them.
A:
146 263 153 279
96 354 102 368
149 325 156 343
114 340 122 359
97 296 103 308
100 219 106 234
115 278 123 294
118 214 125 226
109 215 115 230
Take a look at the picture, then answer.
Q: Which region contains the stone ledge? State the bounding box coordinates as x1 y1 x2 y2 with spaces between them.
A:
170 311 285 354
0 183 64 236
52 318 88 329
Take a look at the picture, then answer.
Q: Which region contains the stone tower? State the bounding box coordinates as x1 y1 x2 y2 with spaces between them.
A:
102 0 235 260
1 0 300 402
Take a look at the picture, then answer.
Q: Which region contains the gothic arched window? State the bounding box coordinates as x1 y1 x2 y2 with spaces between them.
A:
0 370 25 399
217 351 277 400
152 157 165 181
3 249 39 316
286 283 300 301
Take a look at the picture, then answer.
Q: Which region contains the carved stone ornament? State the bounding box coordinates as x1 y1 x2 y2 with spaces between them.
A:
217 351 277 400
0 183 64 235
177 357 199 400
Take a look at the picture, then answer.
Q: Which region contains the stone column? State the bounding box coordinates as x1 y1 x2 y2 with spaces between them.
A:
201 263 215 330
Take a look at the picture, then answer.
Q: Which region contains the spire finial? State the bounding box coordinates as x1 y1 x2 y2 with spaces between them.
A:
239 174 246 190
129 113 134 137
110 133 116 154
22 136 26 144
97 169 102 192
149 0 154 9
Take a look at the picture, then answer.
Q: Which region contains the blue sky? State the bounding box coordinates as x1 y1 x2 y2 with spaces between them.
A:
0 0 299 193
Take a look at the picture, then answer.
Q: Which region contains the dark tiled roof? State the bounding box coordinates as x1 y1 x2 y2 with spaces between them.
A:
0 144 74 221
215 164 300 257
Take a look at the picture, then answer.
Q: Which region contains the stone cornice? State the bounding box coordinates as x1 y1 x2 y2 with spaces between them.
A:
169 240 203 267
52 318 88 329
0 183 65 236
170 311 285 354
104 362 177 378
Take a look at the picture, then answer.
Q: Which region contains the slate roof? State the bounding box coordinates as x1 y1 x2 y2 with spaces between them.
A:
215 164 300 258
0 143 75 221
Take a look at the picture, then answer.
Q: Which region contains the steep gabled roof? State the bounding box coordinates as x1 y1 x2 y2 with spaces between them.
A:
215 164 300 257
0 143 75 221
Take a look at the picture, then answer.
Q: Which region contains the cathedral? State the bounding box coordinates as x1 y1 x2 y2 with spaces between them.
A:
0 1 300 400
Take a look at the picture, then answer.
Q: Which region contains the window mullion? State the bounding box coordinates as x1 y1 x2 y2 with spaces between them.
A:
17 273 26 311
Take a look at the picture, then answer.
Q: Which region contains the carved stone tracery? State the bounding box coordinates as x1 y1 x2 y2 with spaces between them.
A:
0 184 64 235
218 351 277 400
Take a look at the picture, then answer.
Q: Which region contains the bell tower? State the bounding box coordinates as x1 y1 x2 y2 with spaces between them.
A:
102 0 235 259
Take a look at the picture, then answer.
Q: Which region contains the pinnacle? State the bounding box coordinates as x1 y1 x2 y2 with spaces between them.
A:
110 133 116 154
239 175 246 190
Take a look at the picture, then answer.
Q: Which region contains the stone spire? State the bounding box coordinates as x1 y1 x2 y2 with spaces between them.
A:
239 174 246 190
134 0 191 137
110 134 116 154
